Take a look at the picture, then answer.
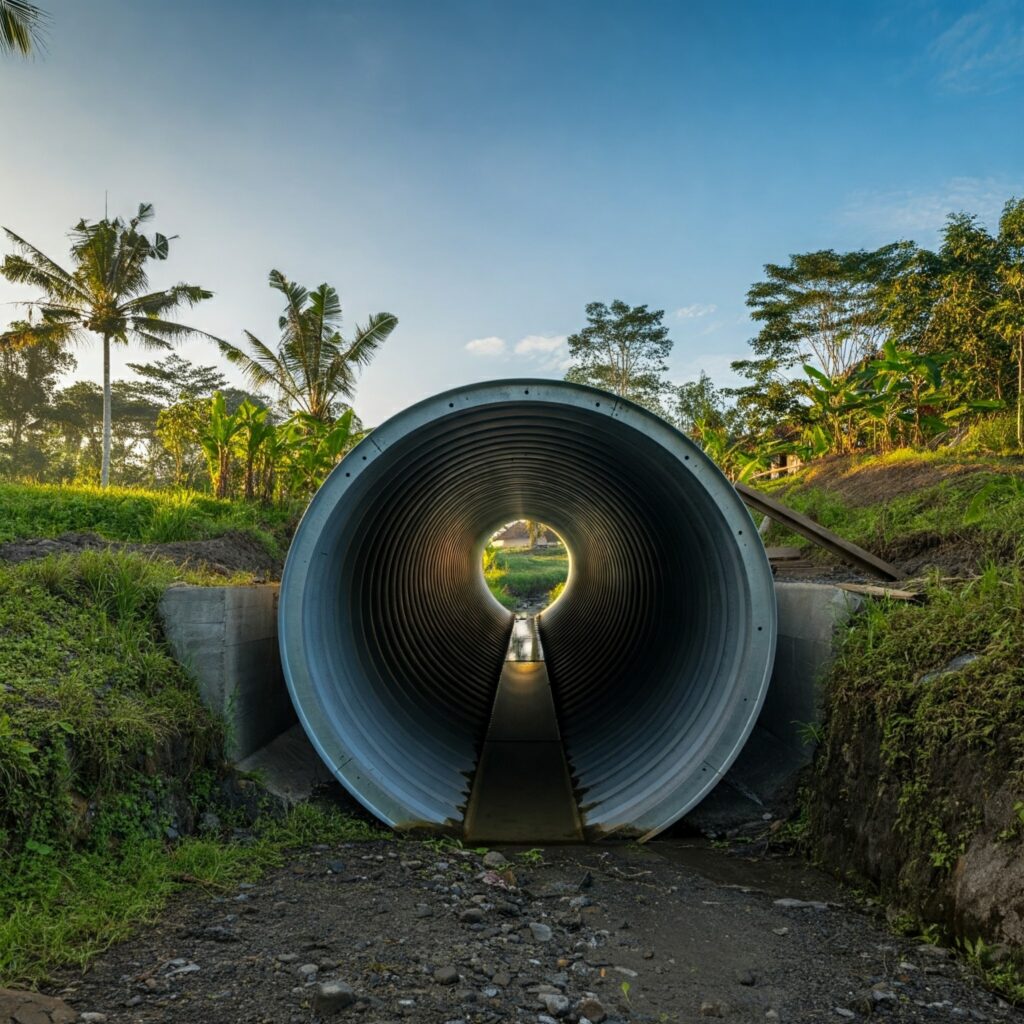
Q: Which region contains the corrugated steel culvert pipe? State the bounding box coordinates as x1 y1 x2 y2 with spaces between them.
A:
279 380 777 841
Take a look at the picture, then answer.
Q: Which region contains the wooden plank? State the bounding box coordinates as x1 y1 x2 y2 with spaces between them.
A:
735 482 905 582
833 582 923 603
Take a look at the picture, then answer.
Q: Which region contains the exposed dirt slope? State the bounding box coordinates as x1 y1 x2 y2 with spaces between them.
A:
796 456 1006 508
0 530 281 579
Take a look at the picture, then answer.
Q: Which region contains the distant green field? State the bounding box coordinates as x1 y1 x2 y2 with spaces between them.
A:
484 546 569 610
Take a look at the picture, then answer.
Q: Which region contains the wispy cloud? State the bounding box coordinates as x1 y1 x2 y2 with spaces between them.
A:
929 0 1024 92
674 303 717 319
514 334 565 355
464 332 570 371
838 175 1023 243
465 336 506 356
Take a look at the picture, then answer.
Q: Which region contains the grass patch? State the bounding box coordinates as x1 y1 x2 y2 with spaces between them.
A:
808 563 1024 995
0 804 387 986
0 480 297 551
0 551 227 856
0 549 388 985
483 547 569 610
763 452 1024 563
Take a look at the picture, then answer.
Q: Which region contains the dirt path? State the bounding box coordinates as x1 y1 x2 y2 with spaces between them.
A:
45 840 1018 1024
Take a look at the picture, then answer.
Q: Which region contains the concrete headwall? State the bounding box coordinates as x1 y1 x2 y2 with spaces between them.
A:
159 580 863 828
686 581 864 831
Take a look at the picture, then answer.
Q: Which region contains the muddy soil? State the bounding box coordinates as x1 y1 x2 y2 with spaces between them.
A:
44 840 1019 1024
0 530 282 579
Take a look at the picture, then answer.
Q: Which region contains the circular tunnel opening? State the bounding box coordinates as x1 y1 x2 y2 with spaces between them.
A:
279 380 777 840
482 521 570 615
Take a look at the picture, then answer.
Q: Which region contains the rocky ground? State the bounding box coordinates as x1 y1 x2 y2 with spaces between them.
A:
28 839 1022 1024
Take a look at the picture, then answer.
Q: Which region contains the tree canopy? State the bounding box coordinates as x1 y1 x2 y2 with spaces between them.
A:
563 300 673 414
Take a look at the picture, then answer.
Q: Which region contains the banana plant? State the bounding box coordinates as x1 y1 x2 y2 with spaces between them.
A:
281 407 360 496
199 392 243 499
234 400 276 501
801 364 866 453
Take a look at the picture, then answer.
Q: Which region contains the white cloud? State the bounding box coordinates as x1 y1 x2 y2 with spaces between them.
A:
675 303 717 319
929 0 1024 92
465 336 506 356
838 176 1024 243
515 334 566 355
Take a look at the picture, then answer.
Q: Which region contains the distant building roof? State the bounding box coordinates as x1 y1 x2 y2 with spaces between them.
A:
492 522 561 546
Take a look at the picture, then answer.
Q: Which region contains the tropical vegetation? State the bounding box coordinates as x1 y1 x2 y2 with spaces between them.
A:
563 198 1024 481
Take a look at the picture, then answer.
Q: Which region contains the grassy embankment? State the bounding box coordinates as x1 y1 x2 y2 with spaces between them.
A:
484 546 569 610
0 480 297 553
767 451 1024 996
0 483 380 988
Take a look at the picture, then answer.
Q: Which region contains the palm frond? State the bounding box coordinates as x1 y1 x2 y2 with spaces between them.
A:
0 0 47 55
125 316 222 344
121 284 212 317
345 312 398 367
123 331 174 351
217 332 305 411
2 230 85 303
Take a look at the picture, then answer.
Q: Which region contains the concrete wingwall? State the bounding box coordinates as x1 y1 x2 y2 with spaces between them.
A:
158 580 863 830
159 584 295 761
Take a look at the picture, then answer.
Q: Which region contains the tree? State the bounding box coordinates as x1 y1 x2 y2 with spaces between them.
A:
0 324 74 475
45 379 161 484
125 353 228 405
745 245 912 380
1 203 215 486
155 398 208 488
0 0 45 56
990 199 1024 447
674 371 733 435
217 270 398 423
563 300 673 414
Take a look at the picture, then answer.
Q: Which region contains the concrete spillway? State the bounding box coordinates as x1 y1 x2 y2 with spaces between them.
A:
277 380 777 840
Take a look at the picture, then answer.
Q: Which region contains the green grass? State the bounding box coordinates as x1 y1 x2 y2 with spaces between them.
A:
763 452 1024 562
0 548 388 985
0 551 226 856
484 547 569 610
0 804 386 986
808 562 1024 994
0 480 298 551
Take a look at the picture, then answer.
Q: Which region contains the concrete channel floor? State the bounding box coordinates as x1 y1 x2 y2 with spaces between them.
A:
463 617 584 844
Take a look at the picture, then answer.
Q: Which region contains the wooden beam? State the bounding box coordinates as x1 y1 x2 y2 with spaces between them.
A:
833 582 922 603
735 482 905 581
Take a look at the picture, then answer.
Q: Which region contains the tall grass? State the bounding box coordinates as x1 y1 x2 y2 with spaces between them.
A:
0 480 296 548
484 547 569 609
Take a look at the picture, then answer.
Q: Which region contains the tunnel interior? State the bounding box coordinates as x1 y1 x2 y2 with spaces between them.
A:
279 381 776 840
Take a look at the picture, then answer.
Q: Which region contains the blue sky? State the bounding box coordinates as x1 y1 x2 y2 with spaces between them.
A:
2 0 1023 423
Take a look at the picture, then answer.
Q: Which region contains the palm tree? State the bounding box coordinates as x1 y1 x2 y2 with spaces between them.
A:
218 269 397 422
1 203 215 486
1 1 46 55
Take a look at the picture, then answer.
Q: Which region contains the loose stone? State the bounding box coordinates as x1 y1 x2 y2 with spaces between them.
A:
314 980 356 1013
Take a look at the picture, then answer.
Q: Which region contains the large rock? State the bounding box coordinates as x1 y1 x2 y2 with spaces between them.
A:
0 989 77 1024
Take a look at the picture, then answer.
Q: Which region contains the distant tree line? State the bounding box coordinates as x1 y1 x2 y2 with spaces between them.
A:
0 203 397 498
